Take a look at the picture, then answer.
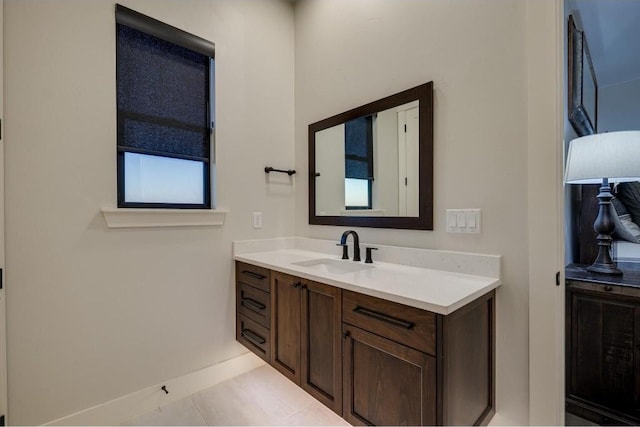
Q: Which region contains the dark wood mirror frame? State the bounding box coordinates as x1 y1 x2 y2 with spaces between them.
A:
308 82 434 230
568 15 598 136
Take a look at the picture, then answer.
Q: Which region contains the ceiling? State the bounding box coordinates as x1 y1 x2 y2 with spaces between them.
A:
570 0 640 88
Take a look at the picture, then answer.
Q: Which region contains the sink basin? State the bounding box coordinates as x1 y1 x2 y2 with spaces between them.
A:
293 258 374 275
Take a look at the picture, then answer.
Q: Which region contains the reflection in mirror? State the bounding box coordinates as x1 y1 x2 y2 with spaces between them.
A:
315 101 419 217
309 82 433 230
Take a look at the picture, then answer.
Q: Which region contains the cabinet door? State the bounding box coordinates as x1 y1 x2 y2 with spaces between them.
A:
271 272 301 383
343 324 436 426
567 288 640 422
301 280 342 414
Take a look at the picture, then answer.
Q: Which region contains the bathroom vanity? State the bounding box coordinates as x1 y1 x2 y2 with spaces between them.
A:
234 238 500 426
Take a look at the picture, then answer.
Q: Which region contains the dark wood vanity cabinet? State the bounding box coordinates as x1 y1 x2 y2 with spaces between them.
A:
271 271 343 414
342 290 494 426
565 270 640 425
235 261 495 426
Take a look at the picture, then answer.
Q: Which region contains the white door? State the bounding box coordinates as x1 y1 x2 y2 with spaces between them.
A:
397 106 419 216
314 124 345 216
0 0 8 422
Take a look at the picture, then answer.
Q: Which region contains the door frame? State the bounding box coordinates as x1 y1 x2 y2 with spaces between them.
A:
526 0 565 424
0 0 8 422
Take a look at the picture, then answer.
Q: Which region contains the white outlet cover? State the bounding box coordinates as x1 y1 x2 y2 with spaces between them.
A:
253 212 263 229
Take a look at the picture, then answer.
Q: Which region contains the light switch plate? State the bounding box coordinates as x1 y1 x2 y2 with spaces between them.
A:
447 211 457 228
253 212 263 229
446 209 481 233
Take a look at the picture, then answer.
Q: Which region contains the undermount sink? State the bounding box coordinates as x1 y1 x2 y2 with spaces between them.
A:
293 258 374 274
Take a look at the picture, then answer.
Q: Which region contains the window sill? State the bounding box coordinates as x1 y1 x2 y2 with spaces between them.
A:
101 208 227 229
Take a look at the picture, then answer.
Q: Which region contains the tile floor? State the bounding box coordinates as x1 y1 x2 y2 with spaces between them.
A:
122 364 350 426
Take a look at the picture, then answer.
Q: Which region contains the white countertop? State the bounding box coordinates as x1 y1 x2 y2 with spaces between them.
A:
234 242 501 315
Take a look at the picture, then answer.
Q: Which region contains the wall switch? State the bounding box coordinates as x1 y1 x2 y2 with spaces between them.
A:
447 211 457 228
253 212 263 229
446 209 481 233
466 212 476 228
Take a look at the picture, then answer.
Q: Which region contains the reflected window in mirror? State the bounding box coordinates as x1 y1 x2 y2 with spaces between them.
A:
345 116 373 210
309 82 433 229
345 178 370 209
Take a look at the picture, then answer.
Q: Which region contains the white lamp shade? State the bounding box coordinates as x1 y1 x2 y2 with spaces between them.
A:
565 131 640 184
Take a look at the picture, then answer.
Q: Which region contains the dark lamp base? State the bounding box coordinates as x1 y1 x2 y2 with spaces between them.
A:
588 179 623 276
587 262 623 275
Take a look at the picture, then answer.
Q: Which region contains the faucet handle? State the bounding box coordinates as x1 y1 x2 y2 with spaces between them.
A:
336 243 349 260
365 247 378 264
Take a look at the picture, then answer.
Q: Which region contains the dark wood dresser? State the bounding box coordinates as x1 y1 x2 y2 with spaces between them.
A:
565 264 640 425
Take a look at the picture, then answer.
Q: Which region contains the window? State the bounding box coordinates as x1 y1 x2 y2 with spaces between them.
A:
116 4 215 209
344 115 374 209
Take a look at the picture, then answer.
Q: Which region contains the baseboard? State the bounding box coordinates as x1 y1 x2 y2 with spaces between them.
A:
44 352 265 426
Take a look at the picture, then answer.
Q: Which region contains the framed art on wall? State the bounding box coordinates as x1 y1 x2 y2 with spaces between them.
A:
568 15 598 136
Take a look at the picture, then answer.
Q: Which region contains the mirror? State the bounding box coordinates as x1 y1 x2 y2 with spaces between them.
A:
568 14 598 136
309 82 433 230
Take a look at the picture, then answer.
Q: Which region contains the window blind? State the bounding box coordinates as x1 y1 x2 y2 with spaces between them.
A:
344 116 374 180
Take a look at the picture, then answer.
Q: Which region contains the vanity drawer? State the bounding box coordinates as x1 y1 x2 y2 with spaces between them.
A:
236 261 271 293
237 314 271 362
342 290 436 355
237 281 271 328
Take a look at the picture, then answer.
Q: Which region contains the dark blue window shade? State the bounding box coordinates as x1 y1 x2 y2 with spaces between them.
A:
121 118 208 159
345 159 370 179
344 116 374 180
117 24 210 161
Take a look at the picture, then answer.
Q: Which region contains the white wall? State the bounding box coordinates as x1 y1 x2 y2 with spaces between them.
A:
4 0 294 424
599 77 640 131
294 1 553 424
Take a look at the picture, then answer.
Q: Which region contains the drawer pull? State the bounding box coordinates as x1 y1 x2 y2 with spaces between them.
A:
242 270 267 280
604 285 614 292
353 305 415 330
241 329 266 345
241 297 266 311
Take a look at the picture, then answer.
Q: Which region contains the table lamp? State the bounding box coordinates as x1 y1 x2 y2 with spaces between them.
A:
565 131 640 275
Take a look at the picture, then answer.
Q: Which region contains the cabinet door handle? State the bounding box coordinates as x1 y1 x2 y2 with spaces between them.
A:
241 297 266 311
242 270 267 280
290 282 302 289
343 331 351 339
241 329 266 345
353 305 415 330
